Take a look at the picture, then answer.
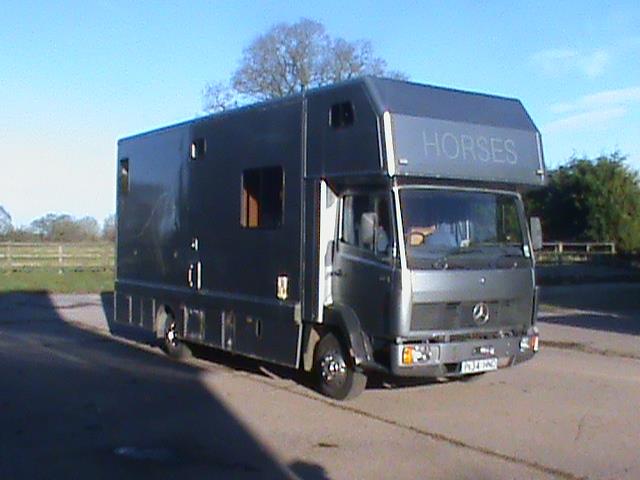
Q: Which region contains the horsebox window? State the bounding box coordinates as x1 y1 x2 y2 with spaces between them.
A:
119 158 129 194
241 167 284 228
190 137 206 160
329 101 355 128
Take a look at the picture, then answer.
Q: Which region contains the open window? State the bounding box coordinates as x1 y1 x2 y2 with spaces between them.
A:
119 158 129 194
329 101 355 129
241 167 284 228
341 193 391 257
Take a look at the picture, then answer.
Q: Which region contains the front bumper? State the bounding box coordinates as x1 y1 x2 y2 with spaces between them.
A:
389 329 538 377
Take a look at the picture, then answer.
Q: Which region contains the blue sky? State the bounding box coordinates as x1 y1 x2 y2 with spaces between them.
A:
1 1 639 227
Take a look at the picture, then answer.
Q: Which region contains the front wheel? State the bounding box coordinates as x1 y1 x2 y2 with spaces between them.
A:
314 332 367 401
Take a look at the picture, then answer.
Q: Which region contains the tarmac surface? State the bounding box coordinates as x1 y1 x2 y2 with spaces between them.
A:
1 283 639 479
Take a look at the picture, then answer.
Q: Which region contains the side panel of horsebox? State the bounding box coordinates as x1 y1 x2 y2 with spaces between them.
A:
115 97 305 367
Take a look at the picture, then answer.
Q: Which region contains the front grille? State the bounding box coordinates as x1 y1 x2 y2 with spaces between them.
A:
410 300 522 331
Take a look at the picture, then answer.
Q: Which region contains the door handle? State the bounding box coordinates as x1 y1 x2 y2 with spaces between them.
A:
331 269 343 277
187 263 194 288
378 274 390 283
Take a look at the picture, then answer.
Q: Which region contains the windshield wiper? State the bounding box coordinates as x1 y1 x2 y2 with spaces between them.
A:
429 245 529 269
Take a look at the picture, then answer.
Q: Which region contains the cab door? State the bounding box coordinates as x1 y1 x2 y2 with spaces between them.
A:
331 191 394 337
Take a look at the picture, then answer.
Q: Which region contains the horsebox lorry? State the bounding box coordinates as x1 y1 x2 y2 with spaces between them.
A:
114 77 545 400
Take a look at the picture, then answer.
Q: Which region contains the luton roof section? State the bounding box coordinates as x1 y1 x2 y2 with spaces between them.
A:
362 77 546 186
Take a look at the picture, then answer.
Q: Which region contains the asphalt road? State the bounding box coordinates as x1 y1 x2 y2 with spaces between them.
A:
1 284 639 479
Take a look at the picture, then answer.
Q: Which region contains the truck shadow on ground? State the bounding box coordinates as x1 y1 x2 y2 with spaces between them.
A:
0 291 330 480
539 283 640 335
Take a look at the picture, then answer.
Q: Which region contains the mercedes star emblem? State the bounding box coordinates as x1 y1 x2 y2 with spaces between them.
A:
472 302 490 325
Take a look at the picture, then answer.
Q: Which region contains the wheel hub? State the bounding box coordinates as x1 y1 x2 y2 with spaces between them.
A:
320 350 347 386
166 322 178 346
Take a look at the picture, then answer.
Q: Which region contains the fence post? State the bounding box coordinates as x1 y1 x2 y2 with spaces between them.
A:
58 244 63 274
6 243 11 270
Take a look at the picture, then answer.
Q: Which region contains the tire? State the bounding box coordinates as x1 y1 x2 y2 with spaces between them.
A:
314 332 367 401
161 315 192 360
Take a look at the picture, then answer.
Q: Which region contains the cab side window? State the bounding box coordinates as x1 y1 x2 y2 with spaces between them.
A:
341 193 392 257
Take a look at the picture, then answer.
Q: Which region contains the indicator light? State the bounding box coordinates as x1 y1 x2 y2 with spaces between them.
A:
520 335 540 352
402 345 432 365
402 346 414 365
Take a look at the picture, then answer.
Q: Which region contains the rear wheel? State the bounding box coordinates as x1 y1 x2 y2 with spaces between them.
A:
160 311 191 360
314 332 367 401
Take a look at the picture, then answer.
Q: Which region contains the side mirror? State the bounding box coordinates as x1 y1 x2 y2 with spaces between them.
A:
530 217 543 251
359 212 377 248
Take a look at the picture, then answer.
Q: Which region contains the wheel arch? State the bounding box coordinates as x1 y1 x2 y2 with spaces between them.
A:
154 303 176 339
302 304 375 372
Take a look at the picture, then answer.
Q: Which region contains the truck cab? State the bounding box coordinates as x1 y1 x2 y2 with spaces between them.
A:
308 79 545 399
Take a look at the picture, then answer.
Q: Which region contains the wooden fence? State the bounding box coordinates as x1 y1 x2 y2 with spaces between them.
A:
0 240 618 271
541 241 616 255
0 242 115 271
537 241 616 263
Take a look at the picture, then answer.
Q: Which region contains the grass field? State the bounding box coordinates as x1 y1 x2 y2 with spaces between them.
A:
0 242 114 270
0 269 114 293
0 242 114 293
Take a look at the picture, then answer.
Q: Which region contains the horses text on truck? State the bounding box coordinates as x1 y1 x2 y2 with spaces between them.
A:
115 77 546 400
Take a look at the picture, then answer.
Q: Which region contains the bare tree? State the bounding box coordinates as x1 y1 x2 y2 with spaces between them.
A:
204 18 407 109
320 38 392 83
102 214 116 242
202 81 237 113
30 213 67 240
0 206 12 236
5 227 38 242
76 216 100 241
30 213 101 242
231 18 327 101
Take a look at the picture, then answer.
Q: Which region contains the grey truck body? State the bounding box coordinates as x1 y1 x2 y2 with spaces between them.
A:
115 77 545 379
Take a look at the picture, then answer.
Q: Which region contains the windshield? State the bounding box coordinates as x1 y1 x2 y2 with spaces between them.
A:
399 189 527 270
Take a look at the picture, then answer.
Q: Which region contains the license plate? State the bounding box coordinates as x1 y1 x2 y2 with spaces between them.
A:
460 357 498 374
